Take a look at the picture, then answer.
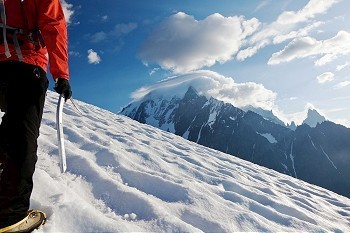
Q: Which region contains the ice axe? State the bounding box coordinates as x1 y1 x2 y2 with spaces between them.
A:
56 94 83 173
56 94 67 173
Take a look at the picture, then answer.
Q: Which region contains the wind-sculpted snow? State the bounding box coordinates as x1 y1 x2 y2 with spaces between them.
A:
121 87 350 198
25 91 350 232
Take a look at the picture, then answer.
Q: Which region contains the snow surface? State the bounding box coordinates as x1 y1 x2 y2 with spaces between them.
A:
257 133 277 144
6 91 350 232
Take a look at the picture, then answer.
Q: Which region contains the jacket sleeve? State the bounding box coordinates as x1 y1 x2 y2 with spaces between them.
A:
37 0 69 80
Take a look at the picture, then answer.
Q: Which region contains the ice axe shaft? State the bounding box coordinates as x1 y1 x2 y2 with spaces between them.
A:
56 94 67 173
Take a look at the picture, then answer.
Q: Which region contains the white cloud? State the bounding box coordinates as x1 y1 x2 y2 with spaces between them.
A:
253 1 270 13
336 61 350 71
132 70 277 111
60 0 74 24
139 12 260 73
139 0 340 66
333 118 350 127
272 21 324 44
90 32 108 43
87 23 137 45
315 54 338 66
238 0 339 61
111 23 138 37
249 20 294 48
237 40 269 61
102 15 108 21
87 49 101 64
268 37 317 64
91 23 137 42
276 0 338 25
149 68 160 76
85 23 137 53
268 31 350 65
68 51 80 57
334 81 350 89
316 72 335 84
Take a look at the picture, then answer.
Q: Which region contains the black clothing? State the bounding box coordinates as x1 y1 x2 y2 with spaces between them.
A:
0 61 48 227
54 77 72 101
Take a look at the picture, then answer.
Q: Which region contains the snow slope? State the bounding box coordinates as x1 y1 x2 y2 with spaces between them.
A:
15 91 350 232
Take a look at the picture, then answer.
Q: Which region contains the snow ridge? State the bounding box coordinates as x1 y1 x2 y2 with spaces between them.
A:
19 91 350 232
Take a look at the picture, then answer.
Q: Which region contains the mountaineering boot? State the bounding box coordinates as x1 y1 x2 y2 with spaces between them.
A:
0 210 46 232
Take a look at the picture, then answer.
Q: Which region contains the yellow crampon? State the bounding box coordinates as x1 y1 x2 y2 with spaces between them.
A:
0 210 46 233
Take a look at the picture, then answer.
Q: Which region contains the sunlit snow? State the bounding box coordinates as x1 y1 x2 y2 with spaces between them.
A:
257 132 277 144
6 91 348 232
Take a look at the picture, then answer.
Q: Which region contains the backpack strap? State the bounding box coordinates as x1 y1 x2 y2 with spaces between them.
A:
0 0 36 61
20 0 45 48
13 29 24 61
0 0 11 58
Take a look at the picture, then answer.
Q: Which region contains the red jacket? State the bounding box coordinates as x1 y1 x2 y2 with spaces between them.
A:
0 0 69 80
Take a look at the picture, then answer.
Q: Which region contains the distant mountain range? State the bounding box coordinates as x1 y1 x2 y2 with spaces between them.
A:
120 86 350 198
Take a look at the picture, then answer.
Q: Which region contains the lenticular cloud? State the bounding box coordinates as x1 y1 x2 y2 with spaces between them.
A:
131 70 276 111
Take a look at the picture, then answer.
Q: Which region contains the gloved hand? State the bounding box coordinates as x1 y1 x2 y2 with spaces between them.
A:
54 78 72 101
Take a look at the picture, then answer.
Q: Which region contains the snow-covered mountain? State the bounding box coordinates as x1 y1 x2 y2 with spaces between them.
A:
302 108 327 127
2 91 349 232
121 86 350 199
242 105 286 126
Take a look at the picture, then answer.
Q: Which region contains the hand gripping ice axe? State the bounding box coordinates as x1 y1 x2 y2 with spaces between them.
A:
56 94 67 173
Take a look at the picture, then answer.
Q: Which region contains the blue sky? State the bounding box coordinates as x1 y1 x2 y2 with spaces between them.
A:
59 0 350 126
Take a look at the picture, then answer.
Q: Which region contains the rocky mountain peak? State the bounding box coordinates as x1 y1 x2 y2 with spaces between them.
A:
303 109 326 127
183 86 200 100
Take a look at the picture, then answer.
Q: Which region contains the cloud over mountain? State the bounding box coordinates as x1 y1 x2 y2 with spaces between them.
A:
131 70 277 110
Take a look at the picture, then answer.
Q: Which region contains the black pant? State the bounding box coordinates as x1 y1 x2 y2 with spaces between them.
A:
0 61 48 227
